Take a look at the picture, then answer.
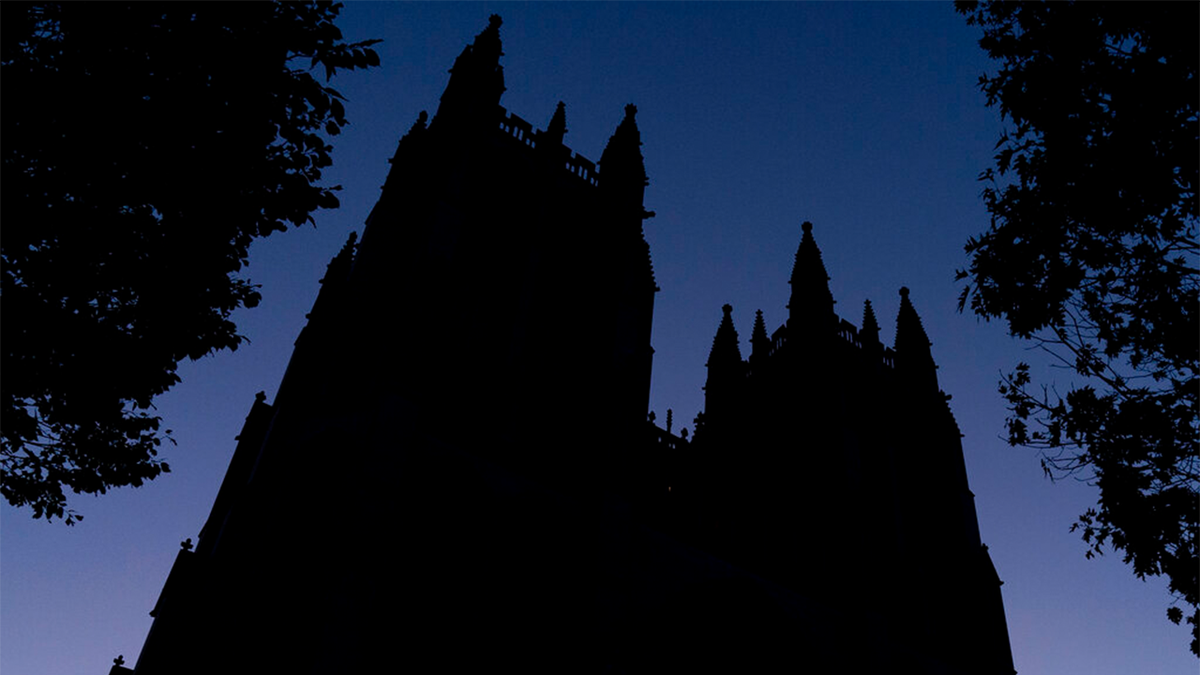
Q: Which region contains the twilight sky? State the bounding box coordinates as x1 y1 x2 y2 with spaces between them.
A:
1 4 1192 674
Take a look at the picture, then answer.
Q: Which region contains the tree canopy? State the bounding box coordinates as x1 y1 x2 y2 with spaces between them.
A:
1 2 379 524
956 0 1198 655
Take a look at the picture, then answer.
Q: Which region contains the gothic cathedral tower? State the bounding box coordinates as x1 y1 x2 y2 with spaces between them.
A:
118 18 1014 674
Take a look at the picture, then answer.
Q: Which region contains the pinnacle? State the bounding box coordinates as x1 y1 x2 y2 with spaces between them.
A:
894 286 939 391
544 101 567 143
895 286 932 354
751 308 771 359
861 299 880 342
600 101 648 189
707 303 743 367
787 220 836 327
752 308 768 339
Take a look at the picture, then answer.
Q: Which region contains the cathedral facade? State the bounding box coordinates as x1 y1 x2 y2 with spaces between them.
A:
117 17 1015 674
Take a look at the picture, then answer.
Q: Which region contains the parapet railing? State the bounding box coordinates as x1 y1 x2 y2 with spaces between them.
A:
838 318 862 349
498 108 600 187
499 109 535 147
744 315 897 379
567 154 598 186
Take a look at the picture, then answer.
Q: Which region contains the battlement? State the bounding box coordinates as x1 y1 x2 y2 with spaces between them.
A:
497 107 600 187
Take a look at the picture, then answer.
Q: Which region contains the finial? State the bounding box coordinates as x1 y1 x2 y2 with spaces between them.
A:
802 220 813 233
625 103 638 118
114 655 125 667
722 303 733 317
180 538 193 551
488 14 502 29
899 286 910 298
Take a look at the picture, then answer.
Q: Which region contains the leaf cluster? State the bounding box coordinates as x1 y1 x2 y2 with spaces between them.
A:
1 3 379 523
955 0 1198 654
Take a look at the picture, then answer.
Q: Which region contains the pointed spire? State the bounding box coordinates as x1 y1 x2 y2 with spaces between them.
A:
894 287 930 355
704 304 745 427
860 299 880 345
434 16 506 126
543 101 567 146
707 304 743 367
599 104 649 213
750 309 771 362
471 14 504 65
787 221 836 332
894 287 939 391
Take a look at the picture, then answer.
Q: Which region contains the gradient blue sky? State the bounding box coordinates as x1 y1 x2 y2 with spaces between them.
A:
2 4 1192 674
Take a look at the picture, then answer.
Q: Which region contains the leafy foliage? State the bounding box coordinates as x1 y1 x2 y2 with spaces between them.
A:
955 1 1198 654
1 3 379 524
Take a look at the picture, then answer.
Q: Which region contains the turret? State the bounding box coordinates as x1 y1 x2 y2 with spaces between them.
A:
599 104 650 217
894 287 939 394
433 15 506 129
787 221 836 335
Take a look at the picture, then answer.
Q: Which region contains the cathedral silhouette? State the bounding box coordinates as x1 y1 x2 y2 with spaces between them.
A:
116 17 1015 674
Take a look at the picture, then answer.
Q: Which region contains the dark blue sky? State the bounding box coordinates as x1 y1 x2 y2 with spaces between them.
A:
2 4 1192 674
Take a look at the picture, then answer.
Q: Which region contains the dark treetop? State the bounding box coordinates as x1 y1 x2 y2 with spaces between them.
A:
1 2 379 524
956 0 1198 654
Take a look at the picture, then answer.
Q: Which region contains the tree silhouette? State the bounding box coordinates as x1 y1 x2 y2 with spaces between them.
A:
956 1 1198 654
1 2 379 524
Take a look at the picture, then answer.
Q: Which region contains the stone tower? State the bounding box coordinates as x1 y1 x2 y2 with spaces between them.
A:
117 17 1014 675
690 221 1016 674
